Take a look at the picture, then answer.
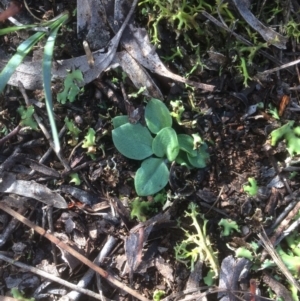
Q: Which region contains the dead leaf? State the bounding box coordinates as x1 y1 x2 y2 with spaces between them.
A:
0 172 67 208
231 0 287 49
119 24 215 92
114 51 163 99
218 255 250 301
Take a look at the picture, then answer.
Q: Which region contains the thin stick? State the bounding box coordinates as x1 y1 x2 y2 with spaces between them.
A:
0 125 21 146
0 202 150 301
0 252 103 300
258 229 300 292
259 58 300 75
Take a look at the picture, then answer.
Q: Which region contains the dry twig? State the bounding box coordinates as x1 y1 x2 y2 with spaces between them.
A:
0 202 150 301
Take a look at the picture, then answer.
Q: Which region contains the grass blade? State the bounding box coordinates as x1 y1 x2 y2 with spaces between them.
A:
0 31 45 92
43 12 69 153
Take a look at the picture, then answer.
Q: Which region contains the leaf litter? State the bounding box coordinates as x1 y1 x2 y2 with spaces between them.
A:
1 0 300 300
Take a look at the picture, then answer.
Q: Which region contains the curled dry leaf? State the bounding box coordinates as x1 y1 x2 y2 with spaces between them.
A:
0 172 67 208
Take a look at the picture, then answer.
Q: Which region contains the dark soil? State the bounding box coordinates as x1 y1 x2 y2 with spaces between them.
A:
0 0 300 301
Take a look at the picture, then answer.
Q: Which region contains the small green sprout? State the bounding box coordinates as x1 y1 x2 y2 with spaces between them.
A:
276 245 300 276
57 69 84 104
170 100 185 124
11 288 34 301
153 289 165 301
203 270 215 286
238 57 252 87
243 177 258 196
174 203 219 277
130 197 150 222
128 87 146 98
285 19 300 43
65 117 81 146
17 105 38 130
130 193 167 221
218 219 240 236
69 173 81 185
267 104 280 120
82 128 97 159
235 247 254 260
271 121 300 156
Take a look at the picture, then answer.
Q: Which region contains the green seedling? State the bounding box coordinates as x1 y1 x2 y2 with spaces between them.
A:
130 197 151 222
174 203 219 277
153 289 165 301
139 0 212 45
243 177 258 196
130 193 166 221
271 121 300 156
170 100 185 124
69 173 81 185
285 232 300 257
238 57 252 87
64 117 81 146
11 288 34 301
112 98 209 196
82 128 97 159
17 105 38 130
128 86 146 99
203 270 215 286
267 104 280 120
218 219 240 236
57 70 84 104
235 247 254 260
285 19 300 43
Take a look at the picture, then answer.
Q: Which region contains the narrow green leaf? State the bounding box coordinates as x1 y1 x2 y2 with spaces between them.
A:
43 12 69 153
135 158 169 196
0 31 45 93
145 98 172 134
112 123 153 160
152 127 179 161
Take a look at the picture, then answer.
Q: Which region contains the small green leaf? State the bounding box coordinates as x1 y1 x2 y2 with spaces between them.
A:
69 173 81 185
112 115 129 128
152 127 179 161
57 69 84 104
65 117 81 146
187 143 209 168
235 247 253 260
203 270 215 286
82 128 96 148
130 197 149 222
177 134 197 157
271 121 300 156
218 219 240 236
153 290 165 301
145 98 172 134
112 123 153 160
17 105 38 130
243 177 258 196
175 151 193 168
135 157 169 196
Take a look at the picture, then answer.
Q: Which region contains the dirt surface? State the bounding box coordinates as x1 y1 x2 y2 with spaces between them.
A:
0 1 300 301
